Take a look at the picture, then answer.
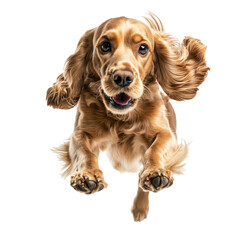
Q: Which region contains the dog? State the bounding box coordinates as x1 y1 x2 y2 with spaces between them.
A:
46 13 209 221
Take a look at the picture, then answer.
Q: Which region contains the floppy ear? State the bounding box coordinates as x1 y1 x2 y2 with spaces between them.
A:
46 29 95 109
154 33 210 101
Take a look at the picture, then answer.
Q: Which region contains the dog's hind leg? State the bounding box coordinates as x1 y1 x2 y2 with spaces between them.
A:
131 186 149 222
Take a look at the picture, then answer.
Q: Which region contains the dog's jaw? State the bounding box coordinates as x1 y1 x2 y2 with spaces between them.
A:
100 89 138 115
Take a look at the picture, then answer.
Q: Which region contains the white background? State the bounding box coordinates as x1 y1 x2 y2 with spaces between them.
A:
1 0 239 239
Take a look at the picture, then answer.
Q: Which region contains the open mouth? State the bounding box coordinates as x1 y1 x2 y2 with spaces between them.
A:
102 90 135 109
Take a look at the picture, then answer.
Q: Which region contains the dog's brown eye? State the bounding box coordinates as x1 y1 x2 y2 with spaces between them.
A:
138 44 149 56
99 41 112 54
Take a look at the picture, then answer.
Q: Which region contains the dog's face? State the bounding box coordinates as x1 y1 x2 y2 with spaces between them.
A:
92 17 154 114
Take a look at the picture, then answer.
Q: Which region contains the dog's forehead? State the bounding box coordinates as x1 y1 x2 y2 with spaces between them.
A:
94 17 153 43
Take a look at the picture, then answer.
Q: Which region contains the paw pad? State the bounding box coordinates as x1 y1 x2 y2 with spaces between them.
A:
150 176 161 188
70 170 107 194
87 180 97 191
140 169 174 192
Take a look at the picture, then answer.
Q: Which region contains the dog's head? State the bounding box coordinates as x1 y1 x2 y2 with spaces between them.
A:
92 16 155 114
47 14 209 114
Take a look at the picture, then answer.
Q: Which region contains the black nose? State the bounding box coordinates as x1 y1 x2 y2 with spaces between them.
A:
113 70 134 87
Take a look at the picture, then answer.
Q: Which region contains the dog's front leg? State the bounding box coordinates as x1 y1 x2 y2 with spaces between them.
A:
69 131 108 194
139 129 178 192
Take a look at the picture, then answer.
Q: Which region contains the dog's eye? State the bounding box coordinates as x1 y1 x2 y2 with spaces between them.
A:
138 44 149 56
99 41 112 54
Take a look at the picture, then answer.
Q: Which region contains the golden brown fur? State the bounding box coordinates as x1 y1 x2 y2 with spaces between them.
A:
47 14 209 221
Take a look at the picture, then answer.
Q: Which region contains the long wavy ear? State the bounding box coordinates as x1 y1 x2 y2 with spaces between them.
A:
154 32 210 101
46 29 95 109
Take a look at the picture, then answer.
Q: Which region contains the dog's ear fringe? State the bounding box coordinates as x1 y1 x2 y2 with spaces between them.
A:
154 33 210 101
46 74 78 109
46 29 95 109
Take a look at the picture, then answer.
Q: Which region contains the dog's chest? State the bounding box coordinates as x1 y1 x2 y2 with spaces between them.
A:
105 132 147 173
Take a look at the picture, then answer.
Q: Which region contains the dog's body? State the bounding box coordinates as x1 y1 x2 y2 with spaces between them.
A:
46 14 209 221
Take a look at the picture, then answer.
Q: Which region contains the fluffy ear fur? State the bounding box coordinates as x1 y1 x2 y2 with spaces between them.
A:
154 33 210 101
46 29 95 109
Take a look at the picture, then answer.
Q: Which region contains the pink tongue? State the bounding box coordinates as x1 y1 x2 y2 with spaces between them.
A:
113 93 131 105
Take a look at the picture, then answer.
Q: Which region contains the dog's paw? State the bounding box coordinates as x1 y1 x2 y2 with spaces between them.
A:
139 168 173 192
131 205 149 222
70 169 108 194
131 199 149 222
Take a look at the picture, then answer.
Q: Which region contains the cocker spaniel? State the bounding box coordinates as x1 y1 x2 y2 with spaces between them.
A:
46 14 209 221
